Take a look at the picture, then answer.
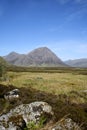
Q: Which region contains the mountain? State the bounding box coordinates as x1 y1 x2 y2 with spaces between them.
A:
4 52 20 63
3 47 67 67
65 58 87 68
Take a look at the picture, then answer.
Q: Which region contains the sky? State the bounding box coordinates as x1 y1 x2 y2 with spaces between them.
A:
0 0 87 61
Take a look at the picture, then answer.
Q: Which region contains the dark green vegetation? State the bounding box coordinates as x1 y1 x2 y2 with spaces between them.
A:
7 65 87 75
0 56 8 78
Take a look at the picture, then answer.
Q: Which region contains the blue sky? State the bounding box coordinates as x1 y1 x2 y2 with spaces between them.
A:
0 0 87 60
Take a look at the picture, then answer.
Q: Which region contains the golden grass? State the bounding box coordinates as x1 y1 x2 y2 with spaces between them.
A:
1 71 87 96
0 70 87 129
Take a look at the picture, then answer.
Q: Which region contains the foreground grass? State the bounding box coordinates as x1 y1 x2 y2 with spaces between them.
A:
0 83 87 130
0 68 87 129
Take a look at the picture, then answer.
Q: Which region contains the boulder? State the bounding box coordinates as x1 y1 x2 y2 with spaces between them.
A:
52 117 81 130
0 101 54 130
4 89 20 102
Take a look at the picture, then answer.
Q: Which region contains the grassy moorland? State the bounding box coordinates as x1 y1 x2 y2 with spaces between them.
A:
5 71 87 96
2 67 87 96
0 67 87 129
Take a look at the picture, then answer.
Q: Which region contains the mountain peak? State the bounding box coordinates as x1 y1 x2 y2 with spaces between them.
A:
28 47 50 54
3 47 67 67
8 51 19 56
4 51 20 63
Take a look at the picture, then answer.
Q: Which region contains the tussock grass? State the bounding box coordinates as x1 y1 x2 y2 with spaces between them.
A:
2 71 87 96
0 67 87 129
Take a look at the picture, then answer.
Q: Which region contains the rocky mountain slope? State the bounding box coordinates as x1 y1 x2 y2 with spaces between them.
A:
3 47 67 67
65 58 87 68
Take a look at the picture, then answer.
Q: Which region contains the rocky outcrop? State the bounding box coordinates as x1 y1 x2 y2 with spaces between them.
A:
0 101 54 130
0 100 82 130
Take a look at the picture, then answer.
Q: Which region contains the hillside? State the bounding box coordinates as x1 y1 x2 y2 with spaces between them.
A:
0 56 9 67
65 58 87 68
3 47 67 67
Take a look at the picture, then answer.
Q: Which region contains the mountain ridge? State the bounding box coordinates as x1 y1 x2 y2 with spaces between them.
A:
65 58 87 68
3 47 67 67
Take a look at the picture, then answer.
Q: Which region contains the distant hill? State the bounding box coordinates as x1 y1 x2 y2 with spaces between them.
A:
3 47 67 67
0 56 9 67
65 58 87 68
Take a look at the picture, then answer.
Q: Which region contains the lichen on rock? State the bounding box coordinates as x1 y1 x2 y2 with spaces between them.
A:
0 101 54 130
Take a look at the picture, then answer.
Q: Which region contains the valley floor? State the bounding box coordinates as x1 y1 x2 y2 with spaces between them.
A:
0 68 87 129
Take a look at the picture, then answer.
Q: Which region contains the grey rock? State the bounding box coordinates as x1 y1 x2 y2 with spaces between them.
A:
4 89 20 101
52 117 81 130
81 90 87 93
0 101 54 130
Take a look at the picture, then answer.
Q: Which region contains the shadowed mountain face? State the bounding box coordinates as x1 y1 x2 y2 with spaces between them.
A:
65 58 87 68
3 47 67 67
